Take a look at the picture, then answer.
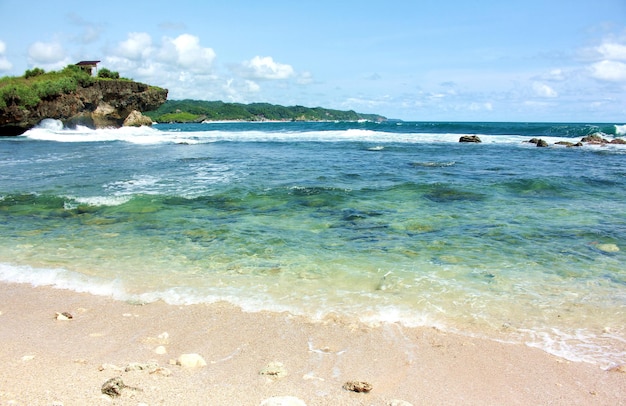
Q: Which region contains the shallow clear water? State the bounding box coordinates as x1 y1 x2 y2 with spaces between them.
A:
1 120 625 367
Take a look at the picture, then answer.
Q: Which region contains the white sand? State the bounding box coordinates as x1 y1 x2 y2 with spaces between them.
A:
0 282 624 405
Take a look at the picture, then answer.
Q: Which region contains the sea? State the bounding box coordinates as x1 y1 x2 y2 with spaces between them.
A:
1 119 625 368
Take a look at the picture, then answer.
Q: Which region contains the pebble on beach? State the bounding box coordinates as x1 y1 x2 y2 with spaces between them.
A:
101 377 127 397
343 380 373 393
55 312 73 320
176 353 207 368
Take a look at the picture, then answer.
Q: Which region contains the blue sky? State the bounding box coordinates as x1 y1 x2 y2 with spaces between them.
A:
1 0 625 122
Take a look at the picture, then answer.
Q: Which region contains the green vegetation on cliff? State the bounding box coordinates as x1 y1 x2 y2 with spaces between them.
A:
144 99 386 122
0 65 153 110
0 65 94 109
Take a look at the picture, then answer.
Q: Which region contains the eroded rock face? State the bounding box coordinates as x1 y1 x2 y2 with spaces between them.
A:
123 110 154 127
0 80 167 135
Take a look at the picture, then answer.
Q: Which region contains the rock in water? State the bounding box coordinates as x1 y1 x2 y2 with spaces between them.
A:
596 243 620 253
259 396 307 406
459 135 482 143
343 380 373 393
176 353 207 368
123 110 153 127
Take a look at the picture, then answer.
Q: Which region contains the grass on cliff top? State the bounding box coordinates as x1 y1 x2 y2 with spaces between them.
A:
0 65 139 110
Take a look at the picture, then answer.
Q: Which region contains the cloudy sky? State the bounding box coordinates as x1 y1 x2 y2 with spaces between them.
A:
1 0 625 121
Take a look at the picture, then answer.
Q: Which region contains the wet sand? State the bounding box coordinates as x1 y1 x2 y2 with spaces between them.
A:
0 282 624 405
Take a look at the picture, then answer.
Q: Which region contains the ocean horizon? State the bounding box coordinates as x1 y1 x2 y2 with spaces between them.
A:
1 119 625 368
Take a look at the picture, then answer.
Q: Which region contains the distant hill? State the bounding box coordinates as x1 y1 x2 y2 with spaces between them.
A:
144 99 386 123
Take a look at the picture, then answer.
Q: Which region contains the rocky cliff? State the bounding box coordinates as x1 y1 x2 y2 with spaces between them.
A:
0 80 168 136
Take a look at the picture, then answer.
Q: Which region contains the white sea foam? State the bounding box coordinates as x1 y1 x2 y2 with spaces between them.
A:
23 121 626 149
104 175 163 195
0 263 126 299
67 195 133 207
522 328 626 369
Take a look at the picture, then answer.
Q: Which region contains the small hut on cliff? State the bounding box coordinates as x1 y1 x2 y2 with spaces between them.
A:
75 60 100 76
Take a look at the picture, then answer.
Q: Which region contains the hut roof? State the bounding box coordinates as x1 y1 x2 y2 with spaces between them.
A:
76 60 100 66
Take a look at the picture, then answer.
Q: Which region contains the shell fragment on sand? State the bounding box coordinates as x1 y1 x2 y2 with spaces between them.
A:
176 353 207 368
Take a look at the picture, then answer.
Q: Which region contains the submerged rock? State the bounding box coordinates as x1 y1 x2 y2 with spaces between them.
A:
581 134 607 144
596 243 620 253
555 141 583 147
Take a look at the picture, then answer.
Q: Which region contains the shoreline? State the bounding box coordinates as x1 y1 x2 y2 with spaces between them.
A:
0 282 624 405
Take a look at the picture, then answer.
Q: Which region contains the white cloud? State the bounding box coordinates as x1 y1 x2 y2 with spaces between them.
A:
241 56 294 80
27 41 71 70
596 42 626 61
117 32 153 60
245 80 260 92
590 60 626 82
0 40 12 71
533 82 558 98
28 41 66 64
159 34 216 71
105 32 219 99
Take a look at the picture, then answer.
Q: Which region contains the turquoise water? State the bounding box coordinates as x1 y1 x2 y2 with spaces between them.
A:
1 120 625 367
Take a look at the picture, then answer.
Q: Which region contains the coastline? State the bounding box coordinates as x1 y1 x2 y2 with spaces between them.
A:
0 282 623 405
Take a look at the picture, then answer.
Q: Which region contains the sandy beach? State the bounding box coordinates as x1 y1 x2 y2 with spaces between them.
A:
0 282 623 405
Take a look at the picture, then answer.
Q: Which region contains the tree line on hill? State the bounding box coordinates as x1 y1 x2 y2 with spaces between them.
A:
144 99 386 123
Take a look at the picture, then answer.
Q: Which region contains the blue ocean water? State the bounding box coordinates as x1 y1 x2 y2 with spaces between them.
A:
1 120 625 367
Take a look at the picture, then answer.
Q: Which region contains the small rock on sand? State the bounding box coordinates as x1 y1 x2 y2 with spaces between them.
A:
55 312 73 320
101 377 126 397
343 380 373 393
125 361 159 372
259 396 307 406
176 353 207 368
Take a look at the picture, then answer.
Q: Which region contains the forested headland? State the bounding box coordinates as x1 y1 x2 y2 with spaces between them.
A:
144 99 386 123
